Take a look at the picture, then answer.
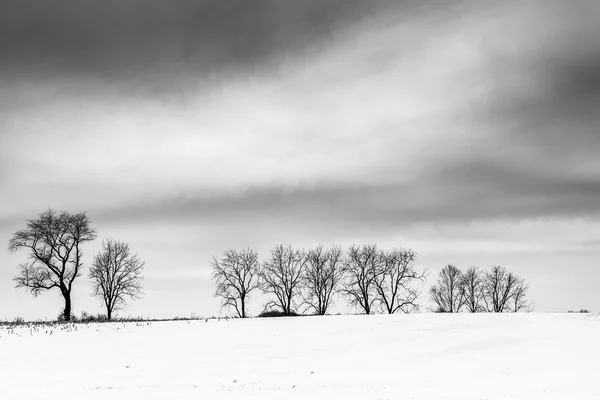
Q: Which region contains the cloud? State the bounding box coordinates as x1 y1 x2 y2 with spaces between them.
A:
1 0 599 230
0 0 395 90
462 0 600 150
93 156 600 230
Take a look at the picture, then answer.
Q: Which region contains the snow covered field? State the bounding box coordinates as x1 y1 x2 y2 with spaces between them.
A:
1 313 598 399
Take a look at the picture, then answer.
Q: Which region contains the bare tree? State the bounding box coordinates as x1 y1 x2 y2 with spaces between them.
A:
341 244 380 314
8 209 97 321
259 245 306 316
374 249 425 314
89 239 144 320
429 264 464 313
482 265 521 313
461 266 485 313
511 279 533 312
211 248 260 318
302 245 344 315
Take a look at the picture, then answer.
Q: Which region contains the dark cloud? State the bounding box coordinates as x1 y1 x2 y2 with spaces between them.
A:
94 155 600 231
0 0 397 87
474 1 600 154
2 0 599 229
484 53 600 139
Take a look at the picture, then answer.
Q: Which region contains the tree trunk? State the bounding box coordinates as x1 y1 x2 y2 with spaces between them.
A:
364 302 370 315
63 292 72 321
241 296 246 318
105 297 113 320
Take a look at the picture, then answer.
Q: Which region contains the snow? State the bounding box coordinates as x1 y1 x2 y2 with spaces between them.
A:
1 313 598 399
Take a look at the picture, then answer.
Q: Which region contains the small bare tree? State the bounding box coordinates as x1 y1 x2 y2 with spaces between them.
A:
8 209 97 321
341 244 380 314
482 265 521 313
429 264 464 313
461 266 485 313
302 245 344 315
511 279 533 312
374 249 425 314
89 239 144 320
259 245 306 316
211 248 260 318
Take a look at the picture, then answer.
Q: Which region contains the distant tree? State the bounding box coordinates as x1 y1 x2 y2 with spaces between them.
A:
89 239 145 320
482 265 526 313
8 209 97 321
341 244 380 314
211 248 260 318
259 245 307 316
461 266 485 313
374 249 424 314
302 245 345 315
511 279 533 312
429 264 464 313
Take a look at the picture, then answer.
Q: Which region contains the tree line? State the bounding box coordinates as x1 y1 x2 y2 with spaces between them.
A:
428 265 532 313
211 244 426 318
212 244 534 317
8 209 144 321
7 209 533 321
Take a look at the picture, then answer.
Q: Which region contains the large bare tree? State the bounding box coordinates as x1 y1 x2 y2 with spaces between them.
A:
461 266 485 313
341 244 380 314
211 248 260 318
8 209 97 321
482 265 522 313
429 264 464 313
374 249 424 314
302 245 344 315
89 239 145 320
259 245 306 316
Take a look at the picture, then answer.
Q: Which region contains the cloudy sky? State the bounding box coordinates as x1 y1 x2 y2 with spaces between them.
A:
1 0 599 319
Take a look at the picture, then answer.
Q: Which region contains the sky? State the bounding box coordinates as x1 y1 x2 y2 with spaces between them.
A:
1 0 599 320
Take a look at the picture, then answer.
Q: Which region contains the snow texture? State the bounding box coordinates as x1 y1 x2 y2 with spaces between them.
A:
1 313 598 399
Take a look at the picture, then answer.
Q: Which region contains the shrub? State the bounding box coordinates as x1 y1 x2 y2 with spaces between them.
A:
12 316 25 325
80 311 93 322
79 312 109 323
95 314 109 322
57 311 77 323
258 310 300 318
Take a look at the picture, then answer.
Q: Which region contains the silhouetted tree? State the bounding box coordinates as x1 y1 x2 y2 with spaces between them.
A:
211 248 260 318
89 239 144 320
461 266 485 313
8 209 97 321
259 245 306 316
374 249 424 314
302 245 344 315
482 265 523 313
341 244 380 314
429 264 464 313
511 279 533 312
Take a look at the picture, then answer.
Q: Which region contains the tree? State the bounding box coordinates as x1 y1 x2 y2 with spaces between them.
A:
429 264 464 313
302 245 344 315
89 239 144 320
511 279 533 312
374 249 424 314
8 209 97 321
482 265 522 313
461 266 485 313
341 244 380 314
259 245 306 316
211 248 260 318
